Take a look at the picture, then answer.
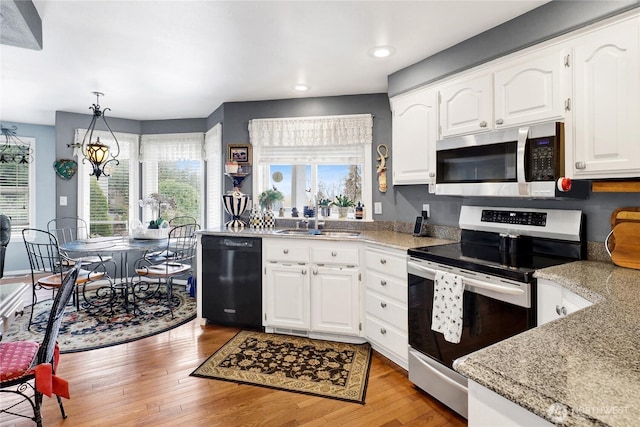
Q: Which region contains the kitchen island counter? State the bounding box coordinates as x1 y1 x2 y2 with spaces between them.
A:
455 260 640 426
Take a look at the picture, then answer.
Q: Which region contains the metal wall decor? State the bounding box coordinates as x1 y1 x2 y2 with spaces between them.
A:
69 92 120 180
0 125 32 164
54 159 78 180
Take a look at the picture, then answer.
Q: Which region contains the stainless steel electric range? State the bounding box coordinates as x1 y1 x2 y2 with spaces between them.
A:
407 205 585 418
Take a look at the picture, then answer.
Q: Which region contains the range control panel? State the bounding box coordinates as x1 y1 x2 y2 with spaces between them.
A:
481 210 547 227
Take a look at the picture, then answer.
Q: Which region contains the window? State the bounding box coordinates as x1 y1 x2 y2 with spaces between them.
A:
0 137 36 237
249 114 372 219
76 130 139 237
140 133 205 227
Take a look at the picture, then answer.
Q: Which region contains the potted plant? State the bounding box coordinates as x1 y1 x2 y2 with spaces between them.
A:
331 194 355 219
258 187 284 211
318 198 332 217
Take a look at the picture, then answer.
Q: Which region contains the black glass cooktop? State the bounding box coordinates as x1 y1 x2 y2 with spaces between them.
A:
408 242 577 283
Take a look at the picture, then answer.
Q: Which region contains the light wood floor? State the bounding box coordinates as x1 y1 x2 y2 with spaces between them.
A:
2 318 467 427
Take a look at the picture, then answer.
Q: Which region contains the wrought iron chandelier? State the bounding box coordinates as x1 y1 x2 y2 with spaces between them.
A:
75 91 120 180
0 125 32 164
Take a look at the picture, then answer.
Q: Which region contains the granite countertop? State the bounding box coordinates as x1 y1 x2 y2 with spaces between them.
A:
455 260 640 426
199 227 453 251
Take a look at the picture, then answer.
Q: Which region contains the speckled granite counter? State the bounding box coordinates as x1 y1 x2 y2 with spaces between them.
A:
199 227 453 251
455 260 640 426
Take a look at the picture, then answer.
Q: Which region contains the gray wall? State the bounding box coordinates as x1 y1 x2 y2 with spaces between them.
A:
388 0 639 96
219 94 393 216
2 120 55 272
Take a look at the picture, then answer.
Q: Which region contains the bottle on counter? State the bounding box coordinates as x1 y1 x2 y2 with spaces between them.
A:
355 202 364 220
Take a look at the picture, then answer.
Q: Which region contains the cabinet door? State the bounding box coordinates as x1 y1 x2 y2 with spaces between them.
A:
439 73 492 137
494 48 566 127
390 87 438 185
310 265 360 336
572 18 640 177
264 263 310 330
536 279 563 326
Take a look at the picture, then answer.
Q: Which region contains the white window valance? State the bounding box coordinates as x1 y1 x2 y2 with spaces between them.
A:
74 129 138 158
140 132 204 162
248 114 373 147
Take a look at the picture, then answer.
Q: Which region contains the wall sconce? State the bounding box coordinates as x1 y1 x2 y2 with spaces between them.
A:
68 91 120 180
0 125 32 164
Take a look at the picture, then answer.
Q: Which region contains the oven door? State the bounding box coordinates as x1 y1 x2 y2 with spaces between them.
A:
408 258 535 369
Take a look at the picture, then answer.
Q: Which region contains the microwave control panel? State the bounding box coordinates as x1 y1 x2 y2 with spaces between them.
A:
528 136 557 181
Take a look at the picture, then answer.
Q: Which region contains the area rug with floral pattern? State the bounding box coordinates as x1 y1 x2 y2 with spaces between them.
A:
190 330 372 404
2 287 196 353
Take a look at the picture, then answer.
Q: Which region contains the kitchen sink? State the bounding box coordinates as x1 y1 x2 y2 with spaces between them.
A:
275 229 360 237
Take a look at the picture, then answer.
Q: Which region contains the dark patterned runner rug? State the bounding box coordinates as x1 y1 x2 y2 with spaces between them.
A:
2 287 196 353
191 330 372 404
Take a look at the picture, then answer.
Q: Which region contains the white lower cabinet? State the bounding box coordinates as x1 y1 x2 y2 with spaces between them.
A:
537 278 592 326
364 246 408 369
468 380 554 427
263 238 362 340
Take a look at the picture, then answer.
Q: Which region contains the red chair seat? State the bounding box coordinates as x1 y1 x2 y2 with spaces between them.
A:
0 341 39 382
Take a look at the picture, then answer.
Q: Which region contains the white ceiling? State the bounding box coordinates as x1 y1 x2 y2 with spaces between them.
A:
1 0 549 126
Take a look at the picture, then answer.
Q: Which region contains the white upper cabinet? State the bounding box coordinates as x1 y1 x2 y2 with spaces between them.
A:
439 73 493 138
390 87 438 185
494 47 566 128
571 15 640 178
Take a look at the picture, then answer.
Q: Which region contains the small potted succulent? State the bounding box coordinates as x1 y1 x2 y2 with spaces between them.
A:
331 194 355 219
318 198 332 217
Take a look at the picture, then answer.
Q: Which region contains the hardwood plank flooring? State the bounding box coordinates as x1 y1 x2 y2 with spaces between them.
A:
1 320 467 427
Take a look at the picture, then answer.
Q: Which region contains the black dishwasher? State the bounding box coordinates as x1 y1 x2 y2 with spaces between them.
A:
201 235 262 330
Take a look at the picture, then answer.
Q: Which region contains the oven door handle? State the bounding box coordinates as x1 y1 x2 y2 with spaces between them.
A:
408 260 525 296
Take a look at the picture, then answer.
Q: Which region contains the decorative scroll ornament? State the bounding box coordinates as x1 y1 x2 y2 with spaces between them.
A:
376 144 389 192
53 159 78 180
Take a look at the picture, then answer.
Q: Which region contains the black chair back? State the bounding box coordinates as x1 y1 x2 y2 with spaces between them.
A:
0 214 10 278
37 265 78 365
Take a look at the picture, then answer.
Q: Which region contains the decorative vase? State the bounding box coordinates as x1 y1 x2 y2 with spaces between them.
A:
222 189 250 228
320 206 331 217
338 207 349 219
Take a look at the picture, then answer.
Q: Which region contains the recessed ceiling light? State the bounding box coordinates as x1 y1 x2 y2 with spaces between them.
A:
293 84 310 92
369 46 396 58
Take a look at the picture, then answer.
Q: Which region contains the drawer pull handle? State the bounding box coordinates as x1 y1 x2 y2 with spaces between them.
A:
556 305 567 316
283 249 289 254
380 259 387 265
380 302 387 308
380 280 387 286
331 251 337 257
380 328 387 335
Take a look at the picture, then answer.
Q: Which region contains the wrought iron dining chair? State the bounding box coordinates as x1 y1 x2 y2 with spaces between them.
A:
168 216 198 227
132 223 199 317
47 217 115 274
0 264 78 427
22 229 110 329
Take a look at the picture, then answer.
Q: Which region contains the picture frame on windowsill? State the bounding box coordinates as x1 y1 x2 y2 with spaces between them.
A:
227 144 252 165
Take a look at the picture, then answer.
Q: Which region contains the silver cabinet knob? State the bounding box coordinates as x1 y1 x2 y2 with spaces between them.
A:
331 251 337 257
312 268 318 275
429 171 436 178
380 302 387 308
555 305 561 315
380 280 387 286
301 269 307 275
575 161 586 170
555 305 568 316
380 328 387 335
496 119 504 125
479 121 488 128
380 259 387 265
283 249 289 254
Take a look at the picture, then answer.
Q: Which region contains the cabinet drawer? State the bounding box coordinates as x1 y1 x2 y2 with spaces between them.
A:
365 315 408 361
366 249 406 278
264 240 310 263
365 291 407 332
312 246 359 265
366 270 407 303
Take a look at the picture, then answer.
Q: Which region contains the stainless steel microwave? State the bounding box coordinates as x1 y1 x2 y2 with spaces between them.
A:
435 121 566 198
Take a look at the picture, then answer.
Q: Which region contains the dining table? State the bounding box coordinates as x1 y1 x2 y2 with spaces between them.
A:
60 236 168 312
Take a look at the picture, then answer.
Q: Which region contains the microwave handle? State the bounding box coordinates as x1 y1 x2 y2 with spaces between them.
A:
517 126 529 196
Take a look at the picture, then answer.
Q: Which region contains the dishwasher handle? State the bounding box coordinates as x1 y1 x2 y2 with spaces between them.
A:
222 238 255 248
